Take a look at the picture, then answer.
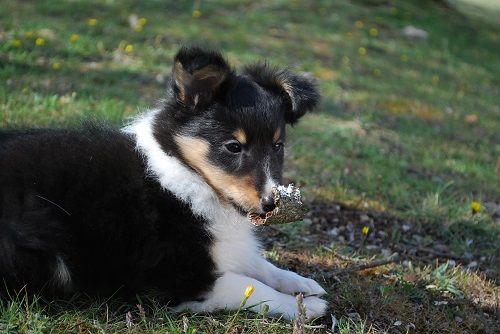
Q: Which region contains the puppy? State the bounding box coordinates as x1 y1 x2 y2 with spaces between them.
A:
0 47 326 320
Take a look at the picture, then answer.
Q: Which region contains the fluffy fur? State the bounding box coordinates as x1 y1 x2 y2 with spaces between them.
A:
0 47 326 320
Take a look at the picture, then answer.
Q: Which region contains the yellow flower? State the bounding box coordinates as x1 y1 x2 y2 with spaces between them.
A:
124 44 134 53
52 62 61 70
400 54 408 62
87 18 97 26
369 28 378 37
244 285 255 298
432 75 440 84
35 37 45 46
471 201 481 214
24 31 34 39
362 226 369 235
138 17 147 26
373 68 381 76
134 25 143 32
192 9 201 18
358 47 367 56
12 39 22 48
355 20 364 28
69 34 80 42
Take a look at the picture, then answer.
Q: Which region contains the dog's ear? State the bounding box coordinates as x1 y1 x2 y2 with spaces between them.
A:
244 63 320 124
172 47 231 110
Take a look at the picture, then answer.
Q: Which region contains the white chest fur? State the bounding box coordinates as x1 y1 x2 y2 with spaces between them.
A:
123 110 261 273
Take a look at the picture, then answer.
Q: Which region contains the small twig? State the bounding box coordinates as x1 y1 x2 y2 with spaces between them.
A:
292 293 306 334
328 253 399 275
303 324 326 329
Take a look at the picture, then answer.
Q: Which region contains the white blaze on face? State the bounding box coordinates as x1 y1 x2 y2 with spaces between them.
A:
263 157 278 198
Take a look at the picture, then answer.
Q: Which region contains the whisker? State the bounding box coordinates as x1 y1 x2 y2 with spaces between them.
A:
35 194 72 216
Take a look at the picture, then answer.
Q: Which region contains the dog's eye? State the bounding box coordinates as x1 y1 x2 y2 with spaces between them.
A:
273 142 284 152
225 142 242 153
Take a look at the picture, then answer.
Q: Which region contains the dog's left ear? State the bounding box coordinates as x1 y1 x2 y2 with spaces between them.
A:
172 46 232 110
244 64 320 124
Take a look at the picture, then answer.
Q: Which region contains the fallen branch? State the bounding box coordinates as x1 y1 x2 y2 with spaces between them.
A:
328 253 399 275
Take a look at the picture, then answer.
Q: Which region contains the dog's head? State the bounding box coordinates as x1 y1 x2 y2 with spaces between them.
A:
154 47 319 216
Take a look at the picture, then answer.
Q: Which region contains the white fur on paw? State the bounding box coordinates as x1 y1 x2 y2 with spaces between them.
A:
275 271 327 296
303 296 328 320
277 295 328 321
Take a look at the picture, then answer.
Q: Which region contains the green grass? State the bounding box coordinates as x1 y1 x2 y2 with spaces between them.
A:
1 0 499 333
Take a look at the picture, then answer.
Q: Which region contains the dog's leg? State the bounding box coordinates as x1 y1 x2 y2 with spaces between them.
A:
174 271 326 321
242 256 327 297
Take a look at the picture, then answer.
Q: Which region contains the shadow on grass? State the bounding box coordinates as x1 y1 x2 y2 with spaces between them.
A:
264 203 500 333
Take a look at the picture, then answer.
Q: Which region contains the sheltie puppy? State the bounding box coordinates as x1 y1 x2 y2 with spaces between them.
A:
0 47 326 320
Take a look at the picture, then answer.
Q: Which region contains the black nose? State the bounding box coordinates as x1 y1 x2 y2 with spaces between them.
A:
261 196 276 212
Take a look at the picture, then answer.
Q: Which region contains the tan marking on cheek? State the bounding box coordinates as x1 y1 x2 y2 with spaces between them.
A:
273 128 281 143
175 135 261 210
232 128 247 145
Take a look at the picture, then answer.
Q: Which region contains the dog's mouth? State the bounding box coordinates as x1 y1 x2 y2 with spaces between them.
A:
231 202 270 225
247 211 274 226
249 184 308 226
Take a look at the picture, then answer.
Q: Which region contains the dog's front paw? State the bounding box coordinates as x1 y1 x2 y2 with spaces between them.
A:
278 295 328 321
274 270 326 296
303 296 328 320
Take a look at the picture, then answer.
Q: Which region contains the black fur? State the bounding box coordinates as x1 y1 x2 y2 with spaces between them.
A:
244 63 320 124
0 47 319 303
0 127 216 302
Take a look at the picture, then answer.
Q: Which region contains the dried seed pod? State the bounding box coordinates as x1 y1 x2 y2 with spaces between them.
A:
248 184 307 226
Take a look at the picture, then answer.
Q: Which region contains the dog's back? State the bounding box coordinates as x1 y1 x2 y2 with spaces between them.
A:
0 126 216 301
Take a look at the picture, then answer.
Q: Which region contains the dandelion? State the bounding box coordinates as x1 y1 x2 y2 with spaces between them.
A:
69 34 80 42
52 62 61 70
192 9 201 18
35 37 45 46
355 20 364 28
373 68 381 76
12 39 22 48
244 285 255 299
358 47 367 56
432 75 440 84
471 201 481 214
224 285 256 334
362 226 370 236
130 15 147 32
24 31 34 39
125 44 134 53
87 18 97 26
369 28 379 37
400 54 408 62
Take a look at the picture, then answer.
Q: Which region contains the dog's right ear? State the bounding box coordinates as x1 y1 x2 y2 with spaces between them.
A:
172 47 231 110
